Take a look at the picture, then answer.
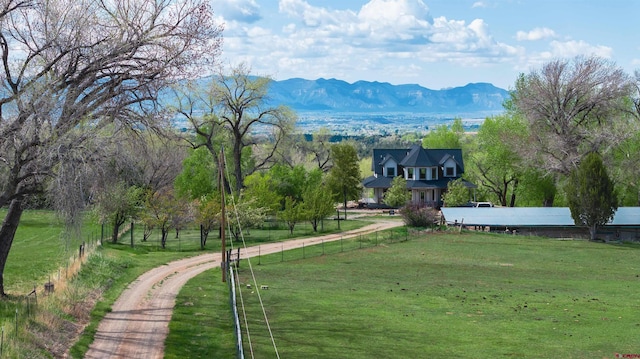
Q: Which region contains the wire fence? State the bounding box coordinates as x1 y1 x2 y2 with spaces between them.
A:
252 225 410 265
0 222 118 357
228 264 245 359
231 225 416 357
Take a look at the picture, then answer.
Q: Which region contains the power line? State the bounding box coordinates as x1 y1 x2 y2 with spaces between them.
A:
222 151 280 359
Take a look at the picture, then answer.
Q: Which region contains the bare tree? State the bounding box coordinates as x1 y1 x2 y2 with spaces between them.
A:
512 56 634 176
0 0 222 295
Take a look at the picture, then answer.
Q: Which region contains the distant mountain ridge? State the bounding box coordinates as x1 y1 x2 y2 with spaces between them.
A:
268 78 509 113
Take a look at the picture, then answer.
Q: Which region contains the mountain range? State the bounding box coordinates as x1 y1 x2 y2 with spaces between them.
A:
267 78 510 114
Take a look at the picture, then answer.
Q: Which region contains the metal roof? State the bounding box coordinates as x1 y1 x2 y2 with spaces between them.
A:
440 207 640 227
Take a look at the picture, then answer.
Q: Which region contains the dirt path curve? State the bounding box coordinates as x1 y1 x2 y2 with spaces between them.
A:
84 220 402 359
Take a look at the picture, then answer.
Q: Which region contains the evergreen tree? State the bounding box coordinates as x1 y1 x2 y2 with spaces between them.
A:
566 152 618 241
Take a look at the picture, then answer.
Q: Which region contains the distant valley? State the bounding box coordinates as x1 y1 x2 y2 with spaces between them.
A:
267 78 509 135
171 77 510 135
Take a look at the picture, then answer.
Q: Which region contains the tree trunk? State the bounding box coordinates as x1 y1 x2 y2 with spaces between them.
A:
589 225 598 241
0 199 24 296
161 227 169 249
143 225 152 242
509 179 519 207
200 224 209 249
112 221 120 243
233 135 243 193
112 212 126 244
343 187 348 220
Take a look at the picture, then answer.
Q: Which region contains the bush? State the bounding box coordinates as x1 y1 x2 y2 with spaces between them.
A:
400 204 439 228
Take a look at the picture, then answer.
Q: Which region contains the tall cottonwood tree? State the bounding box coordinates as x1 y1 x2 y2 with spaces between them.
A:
512 56 634 176
173 64 296 193
0 0 221 295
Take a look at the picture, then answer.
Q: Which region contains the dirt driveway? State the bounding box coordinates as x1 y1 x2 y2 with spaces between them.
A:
83 220 402 358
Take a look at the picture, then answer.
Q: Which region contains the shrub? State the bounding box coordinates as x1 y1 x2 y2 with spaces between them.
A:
400 204 439 228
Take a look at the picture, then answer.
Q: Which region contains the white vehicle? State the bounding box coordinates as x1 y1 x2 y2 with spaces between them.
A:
474 202 494 208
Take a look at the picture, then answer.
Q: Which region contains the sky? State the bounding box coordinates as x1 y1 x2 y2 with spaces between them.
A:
210 0 640 90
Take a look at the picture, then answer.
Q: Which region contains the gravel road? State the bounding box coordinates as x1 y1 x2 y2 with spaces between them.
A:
83 220 402 358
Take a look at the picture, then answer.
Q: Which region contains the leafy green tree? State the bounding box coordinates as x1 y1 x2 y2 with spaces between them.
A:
326 143 362 220
280 196 305 235
442 179 470 207
422 118 464 149
271 164 309 204
302 170 335 232
566 152 618 241
144 189 180 249
473 114 527 207
227 196 267 241
94 183 144 243
195 194 221 249
515 169 557 207
611 129 640 206
383 176 410 208
243 171 283 215
175 147 217 200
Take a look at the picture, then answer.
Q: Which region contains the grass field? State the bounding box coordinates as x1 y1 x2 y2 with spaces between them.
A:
2 209 101 294
0 207 371 357
213 231 640 359
69 214 374 358
164 268 236 359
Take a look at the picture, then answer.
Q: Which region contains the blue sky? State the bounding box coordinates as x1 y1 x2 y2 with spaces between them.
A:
210 0 640 89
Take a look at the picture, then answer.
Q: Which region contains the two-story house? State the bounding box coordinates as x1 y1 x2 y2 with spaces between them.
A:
362 144 475 208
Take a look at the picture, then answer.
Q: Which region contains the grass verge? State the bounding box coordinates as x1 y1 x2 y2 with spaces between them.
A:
164 268 236 359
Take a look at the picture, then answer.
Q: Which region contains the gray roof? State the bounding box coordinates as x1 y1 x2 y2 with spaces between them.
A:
371 146 465 175
363 177 476 190
441 207 640 227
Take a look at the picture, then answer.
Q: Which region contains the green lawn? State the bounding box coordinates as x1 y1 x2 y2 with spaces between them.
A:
164 268 236 359
212 231 640 358
3 209 101 293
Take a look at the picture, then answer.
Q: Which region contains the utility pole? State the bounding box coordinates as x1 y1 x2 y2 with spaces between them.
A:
219 148 227 282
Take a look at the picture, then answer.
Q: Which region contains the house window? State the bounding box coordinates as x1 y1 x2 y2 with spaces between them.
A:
445 166 455 177
387 166 396 177
419 168 426 180
430 167 437 180
407 168 414 180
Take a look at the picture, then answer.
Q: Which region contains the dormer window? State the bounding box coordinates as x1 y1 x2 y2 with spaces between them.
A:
386 166 396 177
445 166 455 177
407 168 414 180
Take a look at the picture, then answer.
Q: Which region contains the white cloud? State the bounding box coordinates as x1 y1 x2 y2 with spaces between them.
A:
471 1 488 8
220 0 532 87
514 40 614 75
548 40 613 58
279 0 354 27
516 27 556 41
211 0 262 23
